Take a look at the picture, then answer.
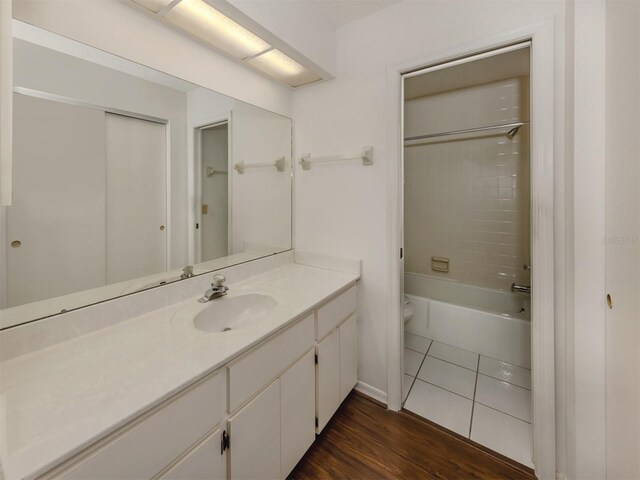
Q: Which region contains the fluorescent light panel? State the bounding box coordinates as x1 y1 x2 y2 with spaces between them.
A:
248 49 322 87
164 0 270 59
130 0 323 87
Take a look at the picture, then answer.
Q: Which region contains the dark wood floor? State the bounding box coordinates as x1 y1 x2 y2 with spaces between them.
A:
289 391 536 480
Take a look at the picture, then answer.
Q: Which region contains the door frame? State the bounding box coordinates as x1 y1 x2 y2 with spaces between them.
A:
192 116 232 264
385 19 558 479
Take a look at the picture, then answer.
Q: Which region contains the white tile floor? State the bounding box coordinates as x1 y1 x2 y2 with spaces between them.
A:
403 333 533 468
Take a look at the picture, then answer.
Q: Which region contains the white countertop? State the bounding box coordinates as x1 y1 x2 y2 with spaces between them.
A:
0 263 358 480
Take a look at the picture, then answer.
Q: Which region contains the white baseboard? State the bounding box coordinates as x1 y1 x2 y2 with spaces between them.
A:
354 380 387 405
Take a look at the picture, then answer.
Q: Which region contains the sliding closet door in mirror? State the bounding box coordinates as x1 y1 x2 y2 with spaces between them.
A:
0 21 292 328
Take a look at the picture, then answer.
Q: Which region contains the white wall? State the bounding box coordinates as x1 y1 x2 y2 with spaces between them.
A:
292 0 568 475
292 0 565 395
11 0 292 118
231 101 292 253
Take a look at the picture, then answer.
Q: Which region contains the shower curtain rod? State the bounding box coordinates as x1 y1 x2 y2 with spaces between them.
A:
403 121 529 143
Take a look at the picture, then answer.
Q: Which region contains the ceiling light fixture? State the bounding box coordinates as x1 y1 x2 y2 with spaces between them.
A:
248 49 322 87
164 0 270 59
129 0 323 87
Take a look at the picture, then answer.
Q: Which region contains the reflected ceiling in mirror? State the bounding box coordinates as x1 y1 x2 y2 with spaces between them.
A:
1 21 292 329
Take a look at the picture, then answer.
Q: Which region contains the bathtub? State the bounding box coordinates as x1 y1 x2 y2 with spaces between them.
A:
404 272 531 368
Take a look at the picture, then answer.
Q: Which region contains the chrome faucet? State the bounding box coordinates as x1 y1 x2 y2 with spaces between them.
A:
511 283 531 294
180 265 195 279
198 274 229 303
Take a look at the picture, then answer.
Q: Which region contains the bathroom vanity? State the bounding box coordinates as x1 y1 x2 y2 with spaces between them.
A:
0 15 360 480
0 259 360 479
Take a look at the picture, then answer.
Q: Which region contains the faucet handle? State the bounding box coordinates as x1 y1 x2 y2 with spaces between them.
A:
212 274 226 287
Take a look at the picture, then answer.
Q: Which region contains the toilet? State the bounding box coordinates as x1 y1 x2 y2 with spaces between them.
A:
403 295 414 324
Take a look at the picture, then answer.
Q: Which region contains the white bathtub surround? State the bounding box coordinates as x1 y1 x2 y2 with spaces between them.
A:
405 273 530 368
403 334 532 467
405 272 529 316
0 260 359 480
403 77 531 293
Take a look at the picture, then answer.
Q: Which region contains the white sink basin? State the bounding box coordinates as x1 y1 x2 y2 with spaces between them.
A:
191 294 277 333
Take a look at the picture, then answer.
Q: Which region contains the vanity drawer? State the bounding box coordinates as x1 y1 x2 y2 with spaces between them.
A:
62 372 223 479
228 313 314 412
316 285 357 340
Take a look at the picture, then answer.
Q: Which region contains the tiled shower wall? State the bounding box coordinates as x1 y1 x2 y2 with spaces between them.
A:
404 77 530 292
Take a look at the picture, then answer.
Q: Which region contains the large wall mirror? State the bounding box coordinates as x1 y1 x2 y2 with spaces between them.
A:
0 20 292 328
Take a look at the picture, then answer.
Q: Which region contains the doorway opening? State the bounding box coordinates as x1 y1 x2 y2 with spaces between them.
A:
195 121 230 264
400 43 533 467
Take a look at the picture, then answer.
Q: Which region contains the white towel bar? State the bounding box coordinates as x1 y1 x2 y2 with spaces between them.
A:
299 146 373 170
234 156 285 174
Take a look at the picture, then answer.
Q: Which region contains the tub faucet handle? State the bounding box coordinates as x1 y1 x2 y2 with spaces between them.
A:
511 283 531 294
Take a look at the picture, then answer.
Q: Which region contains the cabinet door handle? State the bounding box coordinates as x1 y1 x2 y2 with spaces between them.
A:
221 430 230 454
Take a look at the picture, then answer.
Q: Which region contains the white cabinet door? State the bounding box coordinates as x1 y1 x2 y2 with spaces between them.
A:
228 379 281 480
605 2 640 477
162 430 225 480
228 314 314 412
316 328 340 433
280 350 315 477
339 314 358 402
